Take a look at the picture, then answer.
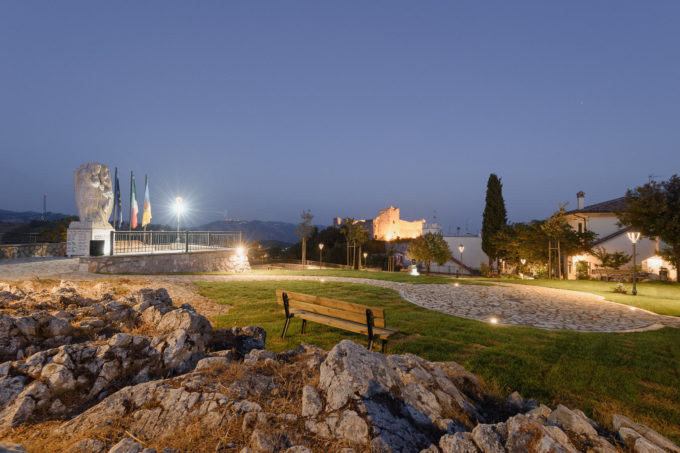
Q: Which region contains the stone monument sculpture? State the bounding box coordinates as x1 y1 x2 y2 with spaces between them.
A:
66 163 115 256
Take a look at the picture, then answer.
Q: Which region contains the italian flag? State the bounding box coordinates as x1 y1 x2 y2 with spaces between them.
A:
131 178 139 229
142 179 152 228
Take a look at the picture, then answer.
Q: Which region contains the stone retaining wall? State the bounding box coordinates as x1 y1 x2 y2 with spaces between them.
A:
80 249 251 274
0 243 66 260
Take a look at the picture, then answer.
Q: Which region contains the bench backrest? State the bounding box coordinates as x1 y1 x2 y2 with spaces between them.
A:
275 289 387 328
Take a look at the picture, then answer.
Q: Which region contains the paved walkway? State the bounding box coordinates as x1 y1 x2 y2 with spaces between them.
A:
1 258 679 332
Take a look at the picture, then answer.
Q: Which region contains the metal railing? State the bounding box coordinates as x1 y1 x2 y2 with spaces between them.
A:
0 232 45 244
110 230 242 255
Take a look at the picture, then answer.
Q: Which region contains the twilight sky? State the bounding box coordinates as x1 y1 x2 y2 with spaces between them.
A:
1 1 679 232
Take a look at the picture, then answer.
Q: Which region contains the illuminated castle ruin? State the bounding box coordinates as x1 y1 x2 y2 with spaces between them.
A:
372 206 424 241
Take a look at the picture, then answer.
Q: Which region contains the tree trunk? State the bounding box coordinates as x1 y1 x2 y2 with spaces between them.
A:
301 237 306 267
557 240 562 280
426 262 431 275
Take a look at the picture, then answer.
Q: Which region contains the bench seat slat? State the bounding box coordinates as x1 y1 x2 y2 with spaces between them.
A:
291 310 397 340
276 289 385 319
286 299 376 326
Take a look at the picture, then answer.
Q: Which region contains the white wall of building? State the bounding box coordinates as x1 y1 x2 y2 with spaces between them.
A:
429 235 488 275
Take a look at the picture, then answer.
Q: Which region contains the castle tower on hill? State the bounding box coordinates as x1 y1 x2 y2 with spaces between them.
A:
372 206 424 241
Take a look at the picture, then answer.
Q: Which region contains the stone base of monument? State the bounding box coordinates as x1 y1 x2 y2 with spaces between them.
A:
66 221 114 257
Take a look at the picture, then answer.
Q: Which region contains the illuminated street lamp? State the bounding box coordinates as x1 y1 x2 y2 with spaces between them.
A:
458 244 465 277
627 231 641 295
520 258 526 279
174 196 183 241
363 252 368 269
319 243 324 269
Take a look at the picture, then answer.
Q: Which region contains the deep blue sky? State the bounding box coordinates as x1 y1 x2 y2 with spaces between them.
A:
1 1 678 231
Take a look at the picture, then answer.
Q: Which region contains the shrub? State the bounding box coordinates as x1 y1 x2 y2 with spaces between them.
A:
480 262 491 277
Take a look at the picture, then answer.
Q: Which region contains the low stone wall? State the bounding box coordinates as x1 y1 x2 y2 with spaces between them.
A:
80 249 251 274
0 243 66 260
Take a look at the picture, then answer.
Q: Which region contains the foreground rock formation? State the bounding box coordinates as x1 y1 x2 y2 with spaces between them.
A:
0 282 678 453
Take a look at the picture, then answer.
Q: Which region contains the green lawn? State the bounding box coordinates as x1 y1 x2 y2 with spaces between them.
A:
188 268 484 285
484 278 680 317
197 280 680 443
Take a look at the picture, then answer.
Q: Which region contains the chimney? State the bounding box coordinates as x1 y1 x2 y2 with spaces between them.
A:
577 191 585 210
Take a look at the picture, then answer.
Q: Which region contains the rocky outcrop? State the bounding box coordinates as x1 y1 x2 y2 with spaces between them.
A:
1 282 678 453
0 283 265 434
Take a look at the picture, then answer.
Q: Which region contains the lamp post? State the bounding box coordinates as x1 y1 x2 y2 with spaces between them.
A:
458 244 465 277
627 231 641 295
174 196 183 242
520 258 526 279
319 243 324 269
363 252 368 269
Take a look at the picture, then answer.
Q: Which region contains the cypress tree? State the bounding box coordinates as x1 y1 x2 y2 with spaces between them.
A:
481 174 507 267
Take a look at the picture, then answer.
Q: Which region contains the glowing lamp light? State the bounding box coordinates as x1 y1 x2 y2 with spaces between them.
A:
458 244 465 254
627 232 641 244
385 234 392 241
520 259 526 265
490 317 498 324
319 243 324 250
236 246 245 257
629 306 637 311
175 196 184 214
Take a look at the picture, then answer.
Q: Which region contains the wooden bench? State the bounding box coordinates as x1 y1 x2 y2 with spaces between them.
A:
276 289 398 353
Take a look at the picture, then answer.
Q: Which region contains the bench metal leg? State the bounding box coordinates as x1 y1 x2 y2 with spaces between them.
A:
381 340 387 354
281 317 291 339
301 319 307 335
367 338 374 351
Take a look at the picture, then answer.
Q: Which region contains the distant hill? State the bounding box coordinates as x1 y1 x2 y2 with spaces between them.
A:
0 209 70 223
200 220 303 244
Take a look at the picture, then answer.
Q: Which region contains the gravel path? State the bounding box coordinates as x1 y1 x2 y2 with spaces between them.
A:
1 258 678 332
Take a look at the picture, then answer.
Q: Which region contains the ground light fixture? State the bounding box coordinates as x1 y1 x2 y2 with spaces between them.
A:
489 317 498 324
627 231 641 295
319 243 324 268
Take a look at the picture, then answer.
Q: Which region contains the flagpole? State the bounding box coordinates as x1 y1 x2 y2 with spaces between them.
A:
129 171 133 232
112 167 118 230
143 174 148 232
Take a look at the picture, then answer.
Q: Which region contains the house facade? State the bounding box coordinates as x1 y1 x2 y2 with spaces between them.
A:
563 192 676 280
428 234 488 275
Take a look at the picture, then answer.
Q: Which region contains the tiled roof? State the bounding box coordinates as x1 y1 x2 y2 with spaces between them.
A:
592 227 631 246
566 197 627 214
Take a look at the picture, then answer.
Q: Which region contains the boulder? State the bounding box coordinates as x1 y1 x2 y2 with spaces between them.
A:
301 385 323 418
613 414 680 452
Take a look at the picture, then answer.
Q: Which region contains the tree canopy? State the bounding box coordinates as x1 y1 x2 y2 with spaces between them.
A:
407 233 451 274
617 175 680 280
481 174 507 267
340 218 369 268
296 209 314 264
492 205 596 276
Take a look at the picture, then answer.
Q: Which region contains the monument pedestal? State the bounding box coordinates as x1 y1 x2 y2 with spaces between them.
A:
66 221 114 257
